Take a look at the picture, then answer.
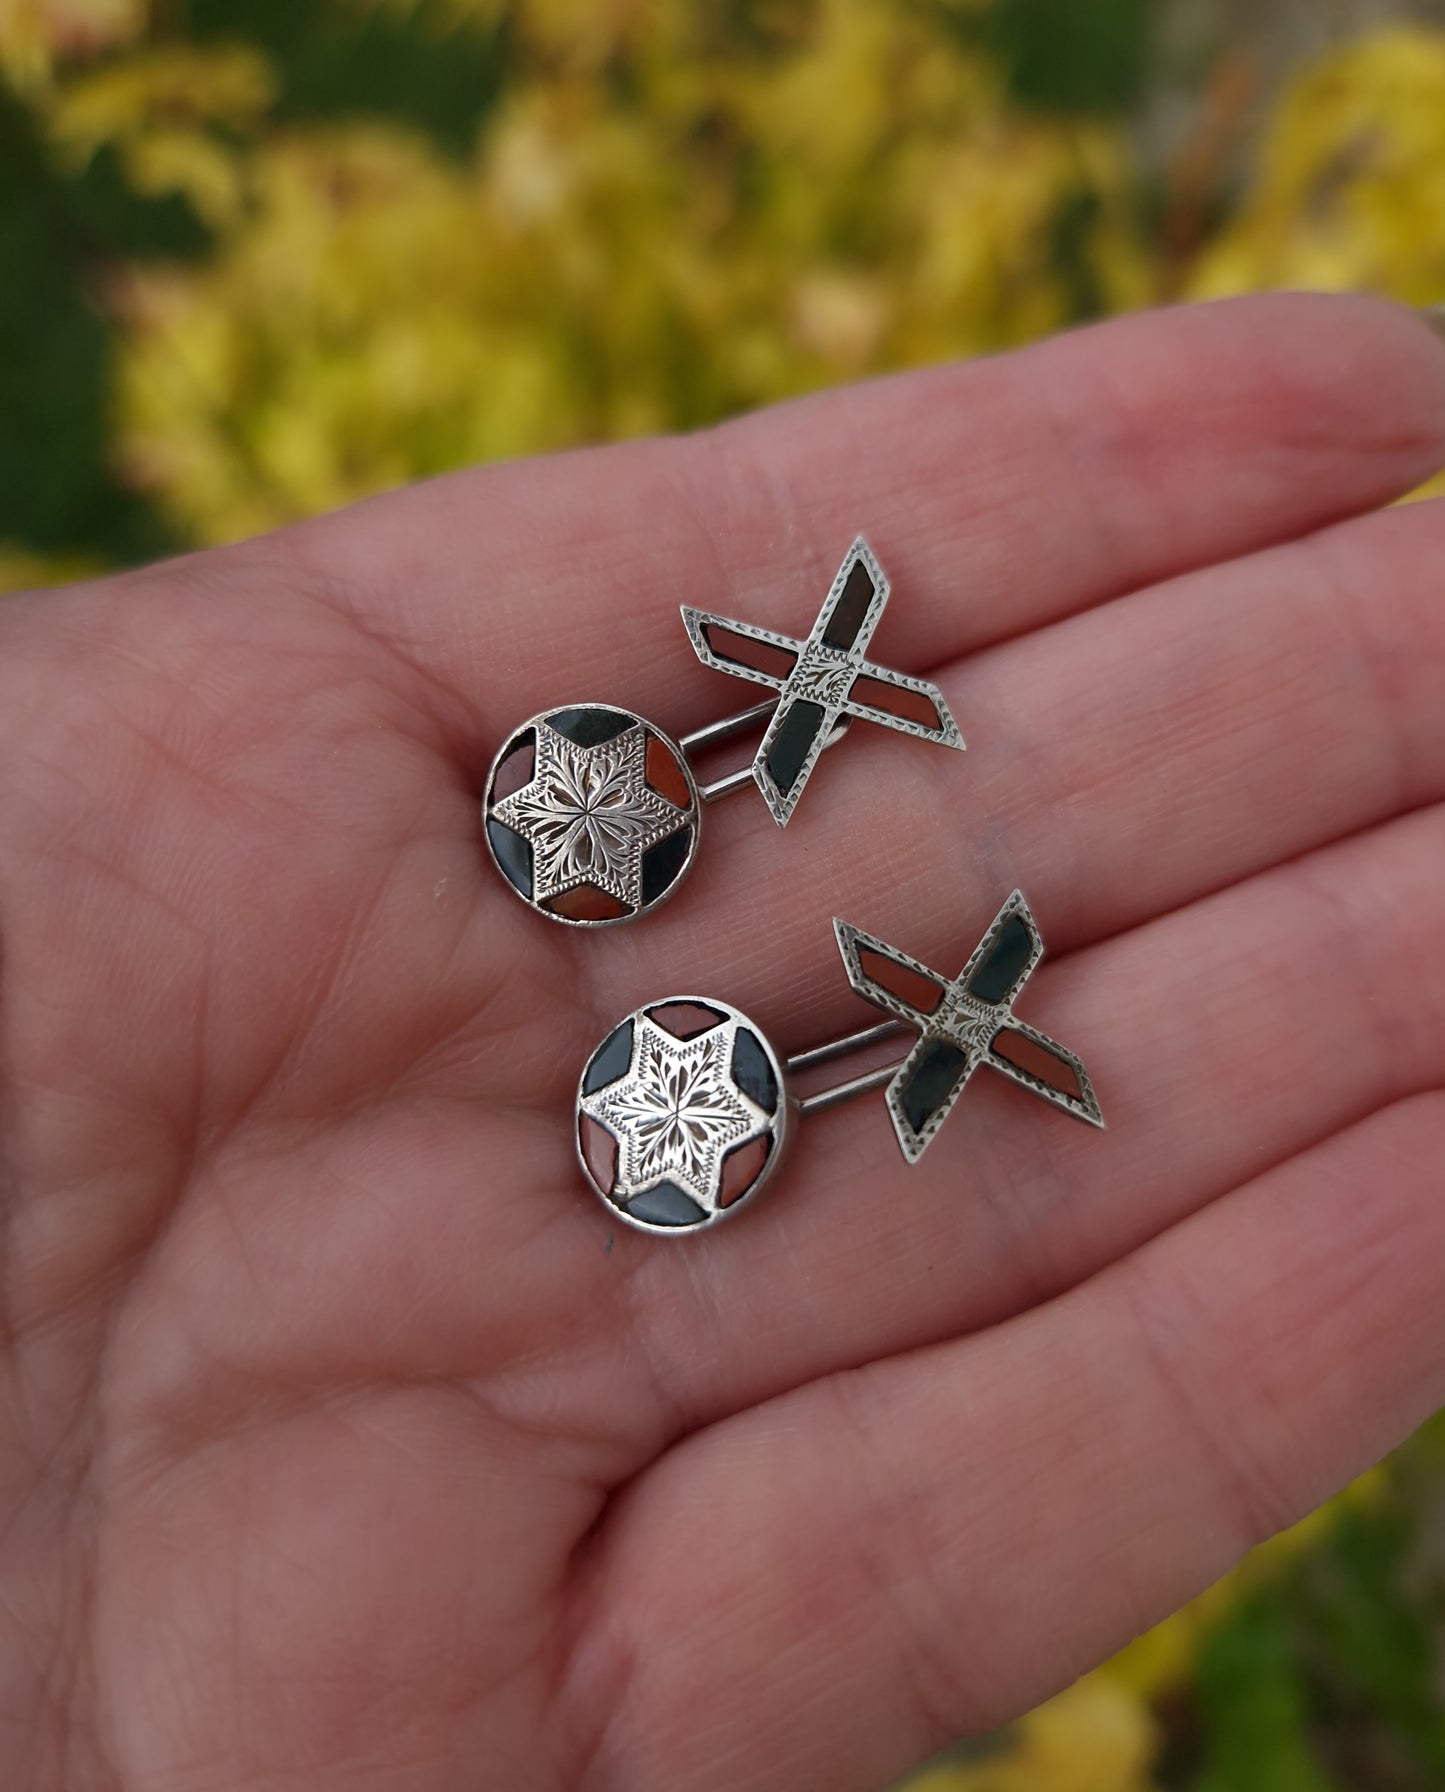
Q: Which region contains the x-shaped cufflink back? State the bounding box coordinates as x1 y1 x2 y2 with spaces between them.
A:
682 536 965 827
833 891 1105 1163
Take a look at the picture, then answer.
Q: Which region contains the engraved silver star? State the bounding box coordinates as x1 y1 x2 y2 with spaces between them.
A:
834 890 1104 1163
492 719 687 913
580 1014 768 1211
682 536 965 827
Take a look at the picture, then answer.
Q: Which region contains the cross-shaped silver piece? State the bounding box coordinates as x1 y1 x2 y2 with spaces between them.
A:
831 891 1104 1163
681 537 964 827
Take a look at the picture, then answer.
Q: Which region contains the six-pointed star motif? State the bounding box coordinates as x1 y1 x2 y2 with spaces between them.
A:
580 1014 769 1211
492 719 687 912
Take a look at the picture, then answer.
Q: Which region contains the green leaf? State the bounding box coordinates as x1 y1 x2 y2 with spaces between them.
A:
979 0 1155 117
0 89 179 562
1191 1597 1342 1792
182 0 509 156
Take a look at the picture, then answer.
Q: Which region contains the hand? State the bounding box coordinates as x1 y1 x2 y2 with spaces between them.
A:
3 293 1444 1792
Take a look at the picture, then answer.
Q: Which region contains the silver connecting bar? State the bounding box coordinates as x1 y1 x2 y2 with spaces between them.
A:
786 1018 911 1117
679 699 776 756
793 1061 905 1118
682 701 851 805
697 764 760 804
786 1019 906 1073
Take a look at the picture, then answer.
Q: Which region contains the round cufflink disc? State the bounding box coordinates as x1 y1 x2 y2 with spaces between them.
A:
577 997 793 1235
483 703 702 927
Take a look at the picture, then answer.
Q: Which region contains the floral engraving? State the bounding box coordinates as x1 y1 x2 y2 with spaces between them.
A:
787 644 858 710
936 988 1004 1056
492 718 688 912
681 538 965 827
580 1015 767 1210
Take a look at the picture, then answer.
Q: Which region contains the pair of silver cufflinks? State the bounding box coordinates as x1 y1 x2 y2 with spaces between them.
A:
483 539 1103 1236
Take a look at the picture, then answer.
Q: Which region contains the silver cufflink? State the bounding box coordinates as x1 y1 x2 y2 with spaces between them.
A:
483 537 964 926
575 892 1103 1235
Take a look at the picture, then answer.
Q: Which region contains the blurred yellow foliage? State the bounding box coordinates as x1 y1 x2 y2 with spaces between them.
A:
894 1465 1385 1791
905 1676 1157 1792
48 43 274 224
0 0 142 89
14 5 1441 565
3 7 1445 1781
95 1 1146 543
1189 27 1445 307
1105 1463 1385 1702
0 546 104 591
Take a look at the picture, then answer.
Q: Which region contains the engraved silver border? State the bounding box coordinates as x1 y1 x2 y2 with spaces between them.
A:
834 890 1104 1162
482 703 703 928
682 536 965 827
576 996 794 1236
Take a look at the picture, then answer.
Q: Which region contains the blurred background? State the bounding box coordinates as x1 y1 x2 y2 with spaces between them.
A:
3 2 1445 1785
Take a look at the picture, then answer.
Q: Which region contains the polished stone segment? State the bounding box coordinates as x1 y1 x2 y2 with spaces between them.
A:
627 1181 708 1227
549 706 633 747
641 826 693 905
486 816 533 899
647 1000 724 1041
718 1134 771 1207
901 1037 972 1133
967 912 1034 1004
764 699 827 797
730 1026 778 1113
858 945 944 1016
822 557 875 650
991 1026 1083 1098
583 1018 635 1095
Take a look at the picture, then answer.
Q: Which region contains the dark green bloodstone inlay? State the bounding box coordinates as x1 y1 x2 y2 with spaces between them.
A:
966 913 1035 1005
901 1038 972 1134
547 706 634 747
821 557 876 650
730 1027 778 1113
764 699 827 797
583 1018 634 1096
641 827 692 906
486 817 533 900
626 1182 708 1227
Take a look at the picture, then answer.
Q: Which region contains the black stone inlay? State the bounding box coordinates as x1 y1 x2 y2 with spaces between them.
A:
764 699 826 798
486 817 533 899
641 827 692 906
492 726 536 790
548 706 633 747
731 1027 778 1113
583 1018 634 1095
627 1182 707 1227
966 912 1035 1004
822 557 876 650
900 1038 971 1135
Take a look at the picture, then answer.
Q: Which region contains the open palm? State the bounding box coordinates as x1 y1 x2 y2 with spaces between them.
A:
4 294 1445 1792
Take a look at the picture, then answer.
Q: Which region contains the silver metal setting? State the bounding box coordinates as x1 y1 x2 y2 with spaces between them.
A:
483 704 700 928
574 895 1104 1236
682 535 965 827
577 998 791 1235
483 537 959 923
681 699 853 805
834 890 1105 1163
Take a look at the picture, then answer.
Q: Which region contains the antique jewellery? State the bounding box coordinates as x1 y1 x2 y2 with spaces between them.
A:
576 891 1103 1235
482 537 964 926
